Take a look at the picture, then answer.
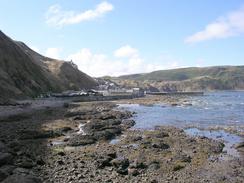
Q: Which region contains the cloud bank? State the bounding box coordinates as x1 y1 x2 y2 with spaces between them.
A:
46 1 114 27
67 46 181 77
185 6 244 43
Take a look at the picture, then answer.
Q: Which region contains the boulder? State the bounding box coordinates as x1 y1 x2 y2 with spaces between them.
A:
129 159 147 169
99 112 117 120
111 158 129 170
83 119 121 133
96 155 113 169
68 135 96 146
0 152 13 166
93 128 122 141
148 161 160 170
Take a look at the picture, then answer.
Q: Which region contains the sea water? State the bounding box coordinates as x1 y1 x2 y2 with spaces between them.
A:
118 91 244 157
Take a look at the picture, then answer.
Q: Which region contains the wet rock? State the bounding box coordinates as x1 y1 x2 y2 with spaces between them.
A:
174 153 192 163
12 167 32 175
141 140 152 148
0 170 8 182
84 119 121 133
131 135 143 142
55 127 72 133
152 141 170 149
0 165 15 175
111 157 130 170
121 120 136 129
99 113 117 120
17 157 35 169
57 160 65 165
68 135 96 146
19 129 64 140
106 151 117 159
0 99 19 106
129 159 147 169
116 168 128 175
148 161 160 170
0 142 8 153
235 142 244 149
64 111 89 117
211 142 225 153
7 140 21 152
63 103 69 108
153 131 169 138
173 163 185 171
1 174 41 183
0 152 13 166
36 157 45 166
116 111 133 119
57 151 65 156
0 114 29 122
96 156 113 168
128 168 139 176
93 128 122 141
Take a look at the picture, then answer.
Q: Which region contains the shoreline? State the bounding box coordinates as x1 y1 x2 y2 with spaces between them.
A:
0 97 243 182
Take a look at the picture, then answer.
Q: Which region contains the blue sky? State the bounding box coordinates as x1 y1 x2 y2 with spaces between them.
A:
0 0 244 76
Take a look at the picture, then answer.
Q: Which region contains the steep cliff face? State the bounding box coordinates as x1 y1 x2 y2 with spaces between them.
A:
0 31 97 100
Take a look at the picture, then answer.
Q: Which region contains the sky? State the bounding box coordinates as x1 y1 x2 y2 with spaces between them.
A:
0 0 244 77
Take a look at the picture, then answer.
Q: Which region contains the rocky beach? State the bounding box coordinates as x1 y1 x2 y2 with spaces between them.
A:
1 2 244 182
0 95 243 183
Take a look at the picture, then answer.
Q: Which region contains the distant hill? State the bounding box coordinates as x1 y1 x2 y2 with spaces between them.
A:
106 66 244 91
0 31 97 100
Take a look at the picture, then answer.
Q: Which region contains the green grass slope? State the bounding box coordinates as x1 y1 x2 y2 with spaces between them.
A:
115 66 244 91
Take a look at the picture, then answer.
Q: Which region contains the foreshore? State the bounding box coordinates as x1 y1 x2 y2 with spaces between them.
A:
0 96 243 182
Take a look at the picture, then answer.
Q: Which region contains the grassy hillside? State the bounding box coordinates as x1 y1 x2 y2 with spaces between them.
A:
119 66 244 81
0 30 97 100
110 66 244 91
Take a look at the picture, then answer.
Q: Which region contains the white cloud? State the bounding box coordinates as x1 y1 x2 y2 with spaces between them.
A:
46 48 61 59
67 48 125 76
67 46 182 77
185 6 244 43
114 45 139 58
45 1 114 27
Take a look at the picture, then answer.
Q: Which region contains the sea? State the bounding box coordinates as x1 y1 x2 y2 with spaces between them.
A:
118 91 244 157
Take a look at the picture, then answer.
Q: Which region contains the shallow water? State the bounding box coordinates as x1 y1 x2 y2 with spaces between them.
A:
119 91 244 129
119 91 244 157
185 128 242 157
